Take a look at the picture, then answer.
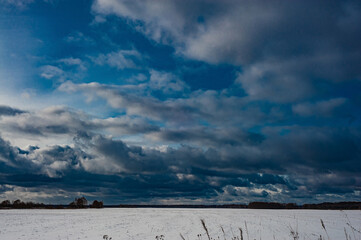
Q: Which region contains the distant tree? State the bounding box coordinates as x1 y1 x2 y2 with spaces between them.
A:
302 202 361 210
13 199 26 209
285 203 298 209
90 200 104 208
76 197 88 207
69 197 88 208
0 200 11 208
1 200 47 209
248 201 285 209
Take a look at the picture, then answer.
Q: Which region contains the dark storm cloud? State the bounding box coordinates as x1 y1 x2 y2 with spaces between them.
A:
146 128 265 147
263 127 361 174
0 133 221 202
0 136 35 172
2 120 361 203
1 101 360 203
82 133 170 173
0 105 25 116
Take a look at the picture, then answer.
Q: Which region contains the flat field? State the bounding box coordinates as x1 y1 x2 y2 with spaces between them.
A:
0 208 360 240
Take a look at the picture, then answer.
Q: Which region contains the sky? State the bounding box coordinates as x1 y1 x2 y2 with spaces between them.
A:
0 0 360 205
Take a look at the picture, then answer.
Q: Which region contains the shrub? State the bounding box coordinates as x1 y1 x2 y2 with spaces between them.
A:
13 199 26 209
0 200 11 208
90 200 104 208
68 197 88 208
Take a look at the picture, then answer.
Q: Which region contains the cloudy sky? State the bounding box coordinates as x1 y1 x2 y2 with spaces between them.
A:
0 0 360 204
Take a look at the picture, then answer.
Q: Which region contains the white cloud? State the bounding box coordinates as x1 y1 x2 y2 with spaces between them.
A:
147 70 189 95
292 98 347 117
40 57 88 83
58 57 82 66
58 57 87 71
90 49 142 69
58 81 270 128
235 59 314 102
40 65 64 80
92 0 361 102
92 0 188 44
64 32 95 46
0 184 71 203
0 104 160 148
0 0 34 9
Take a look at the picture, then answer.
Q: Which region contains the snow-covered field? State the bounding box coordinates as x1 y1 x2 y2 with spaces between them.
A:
0 208 360 240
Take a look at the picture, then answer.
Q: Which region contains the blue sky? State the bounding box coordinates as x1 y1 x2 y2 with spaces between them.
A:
0 0 360 204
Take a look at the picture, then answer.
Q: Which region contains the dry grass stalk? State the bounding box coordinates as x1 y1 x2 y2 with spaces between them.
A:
179 233 186 240
344 213 357 240
201 219 211 240
244 221 249 240
221 226 226 240
344 227 349 240
320 219 330 240
239 227 243 240
289 225 299 240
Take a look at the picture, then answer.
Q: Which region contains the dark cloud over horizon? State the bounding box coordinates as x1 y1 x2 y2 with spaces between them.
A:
0 106 25 116
0 105 360 204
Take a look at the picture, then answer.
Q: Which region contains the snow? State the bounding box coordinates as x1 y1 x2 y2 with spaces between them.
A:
0 208 360 240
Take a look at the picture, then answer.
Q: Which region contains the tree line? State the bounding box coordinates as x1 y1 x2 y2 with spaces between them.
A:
248 201 361 210
0 197 103 209
1 199 360 210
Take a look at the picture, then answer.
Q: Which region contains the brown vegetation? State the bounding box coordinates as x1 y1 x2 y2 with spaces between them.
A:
90 200 104 208
68 197 88 208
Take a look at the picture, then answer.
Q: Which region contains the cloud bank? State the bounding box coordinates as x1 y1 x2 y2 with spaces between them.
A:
0 103 360 204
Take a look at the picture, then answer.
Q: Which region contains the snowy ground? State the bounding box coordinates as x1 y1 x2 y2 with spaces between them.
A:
0 208 360 240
